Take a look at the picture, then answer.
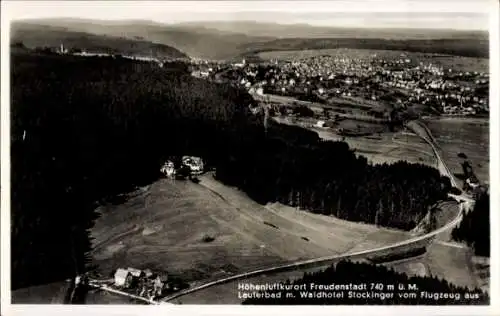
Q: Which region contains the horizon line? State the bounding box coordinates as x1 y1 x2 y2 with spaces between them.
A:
12 17 490 32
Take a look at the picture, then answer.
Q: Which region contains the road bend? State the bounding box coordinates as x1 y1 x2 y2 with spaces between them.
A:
159 117 475 303
162 200 465 303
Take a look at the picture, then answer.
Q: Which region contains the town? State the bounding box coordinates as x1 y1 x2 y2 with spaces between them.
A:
7 5 492 309
50 43 490 119
191 53 489 117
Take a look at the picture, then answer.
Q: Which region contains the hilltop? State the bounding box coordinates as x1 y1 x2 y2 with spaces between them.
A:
179 20 488 40
11 22 188 59
13 19 272 60
238 37 488 59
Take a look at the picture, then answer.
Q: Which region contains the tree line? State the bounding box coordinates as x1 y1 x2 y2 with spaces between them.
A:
214 125 451 230
11 52 253 289
12 52 450 289
242 38 489 58
242 260 489 305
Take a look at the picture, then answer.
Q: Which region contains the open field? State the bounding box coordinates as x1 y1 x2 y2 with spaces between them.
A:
383 201 481 290
271 110 436 167
388 260 428 278
379 201 459 279
423 200 482 290
425 117 489 184
471 256 490 293
313 127 436 166
258 48 489 73
264 93 390 119
329 95 392 113
424 243 478 290
90 174 410 287
335 118 387 135
433 201 461 239
166 190 464 304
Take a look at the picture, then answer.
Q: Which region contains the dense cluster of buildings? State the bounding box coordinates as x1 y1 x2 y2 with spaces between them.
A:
190 53 489 117
55 43 188 67
160 156 205 178
113 267 172 301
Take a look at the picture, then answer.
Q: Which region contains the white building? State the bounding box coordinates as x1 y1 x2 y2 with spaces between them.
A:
234 59 246 68
315 120 326 128
114 268 133 288
182 156 204 175
160 161 176 178
127 267 144 278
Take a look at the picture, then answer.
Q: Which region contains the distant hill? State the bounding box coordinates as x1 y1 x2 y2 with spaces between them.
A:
12 19 273 60
238 37 489 59
12 19 489 60
11 22 188 59
178 20 488 40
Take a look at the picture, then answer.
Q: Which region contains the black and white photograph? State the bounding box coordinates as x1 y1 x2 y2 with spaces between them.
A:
1 0 498 314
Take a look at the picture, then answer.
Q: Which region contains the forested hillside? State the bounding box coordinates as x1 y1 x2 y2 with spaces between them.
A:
11 23 188 58
12 52 450 289
241 38 489 59
11 52 253 289
12 20 272 60
215 139 450 230
242 260 489 305
15 19 488 60
452 192 490 256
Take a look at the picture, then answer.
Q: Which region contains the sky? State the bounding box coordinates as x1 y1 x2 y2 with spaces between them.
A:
1 0 493 30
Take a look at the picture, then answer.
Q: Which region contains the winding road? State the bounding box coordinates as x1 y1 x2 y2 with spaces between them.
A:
158 118 473 304
406 120 460 189
86 116 473 304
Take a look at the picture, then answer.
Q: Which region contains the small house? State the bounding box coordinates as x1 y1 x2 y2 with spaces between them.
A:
182 156 204 175
153 276 164 296
315 120 326 128
466 176 480 189
114 268 133 288
127 267 144 278
161 161 176 178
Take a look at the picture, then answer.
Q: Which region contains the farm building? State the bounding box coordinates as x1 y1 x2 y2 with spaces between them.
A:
182 156 204 175
315 120 326 128
465 176 480 190
160 161 176 178
153 276 166 296
114 268 133 288
127 267 144 278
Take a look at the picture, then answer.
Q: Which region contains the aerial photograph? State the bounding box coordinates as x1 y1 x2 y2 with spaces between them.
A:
3 0 494 308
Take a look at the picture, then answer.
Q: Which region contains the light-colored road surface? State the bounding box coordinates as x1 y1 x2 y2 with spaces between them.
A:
406 120 460 189
87 117 474 305
161 199 464 303
434 240 468 249
87 282 177 305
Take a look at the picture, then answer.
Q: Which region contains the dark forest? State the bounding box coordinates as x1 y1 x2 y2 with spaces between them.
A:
452 193 490 257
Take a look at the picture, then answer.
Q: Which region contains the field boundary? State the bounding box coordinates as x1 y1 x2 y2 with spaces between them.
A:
161 197 465 302
160 120 473 303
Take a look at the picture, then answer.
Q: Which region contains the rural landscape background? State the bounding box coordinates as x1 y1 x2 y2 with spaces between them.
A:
5 1 493 307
